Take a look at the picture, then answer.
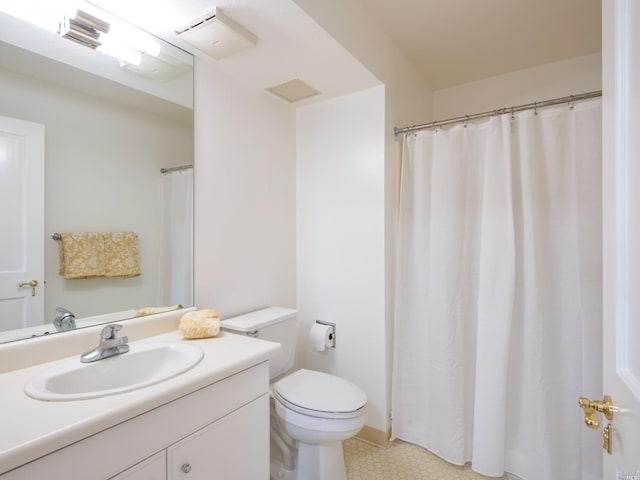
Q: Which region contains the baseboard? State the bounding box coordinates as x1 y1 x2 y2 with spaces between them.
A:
355 425 392 448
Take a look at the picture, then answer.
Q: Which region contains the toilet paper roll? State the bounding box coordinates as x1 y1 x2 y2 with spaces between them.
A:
310 323 333 352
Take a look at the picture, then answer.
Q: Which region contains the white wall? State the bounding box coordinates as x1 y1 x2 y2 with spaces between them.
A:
292 0 433 438
294 0 432 438
193 59 296 317
297 86 386 431
433 53 602 119
0 66 192 321
191 1 427 437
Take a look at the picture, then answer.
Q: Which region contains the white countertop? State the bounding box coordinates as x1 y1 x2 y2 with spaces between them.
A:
0 329 280 475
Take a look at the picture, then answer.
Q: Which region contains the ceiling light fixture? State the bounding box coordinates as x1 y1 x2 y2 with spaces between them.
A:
98 37 143 66
0 0 78 32
0 0 161 67
106 22 161 57
60 9 108 49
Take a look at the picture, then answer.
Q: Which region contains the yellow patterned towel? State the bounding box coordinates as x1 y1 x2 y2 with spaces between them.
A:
58 232 106 279
179 309 221 339
58 231 141 279
135 304 184 317
104 232 141 278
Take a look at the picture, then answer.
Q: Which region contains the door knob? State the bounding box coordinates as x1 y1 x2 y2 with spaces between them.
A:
18 280 38 296
578 395 615 426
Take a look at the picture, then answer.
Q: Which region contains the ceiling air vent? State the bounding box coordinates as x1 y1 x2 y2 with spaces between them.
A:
266 79 320 103
175 7 257 60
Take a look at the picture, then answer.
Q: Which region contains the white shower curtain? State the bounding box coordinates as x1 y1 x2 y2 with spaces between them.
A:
392 100 602 479
159 168 194 307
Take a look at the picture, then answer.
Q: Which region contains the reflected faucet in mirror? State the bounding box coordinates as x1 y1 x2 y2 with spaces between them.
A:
53 308 76 332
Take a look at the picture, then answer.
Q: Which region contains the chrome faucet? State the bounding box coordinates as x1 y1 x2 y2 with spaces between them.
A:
53 307 76 331
80 324 129 363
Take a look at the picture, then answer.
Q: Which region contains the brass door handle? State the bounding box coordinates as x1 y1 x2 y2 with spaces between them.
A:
579 395 615 426
579 395 616 455
18 280 38 296
603 423 613 455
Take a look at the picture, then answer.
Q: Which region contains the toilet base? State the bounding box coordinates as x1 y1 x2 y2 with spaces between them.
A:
296 440 347 480
270 457 296 480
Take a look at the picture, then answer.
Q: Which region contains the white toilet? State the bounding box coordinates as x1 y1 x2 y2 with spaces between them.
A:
221 307 367 480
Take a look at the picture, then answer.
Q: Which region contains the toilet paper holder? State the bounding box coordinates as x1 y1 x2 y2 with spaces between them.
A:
315 320 336 348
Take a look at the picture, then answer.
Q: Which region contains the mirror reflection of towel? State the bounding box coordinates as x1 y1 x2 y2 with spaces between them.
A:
135 304 184 317
58 232 106 279
58 232 141 279
104 232 141 278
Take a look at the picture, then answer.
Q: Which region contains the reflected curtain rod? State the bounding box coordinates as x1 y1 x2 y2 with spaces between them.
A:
160 165 193 174
394 90 602 136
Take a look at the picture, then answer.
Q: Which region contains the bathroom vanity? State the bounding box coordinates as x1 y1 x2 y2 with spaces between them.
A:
0 311 280 479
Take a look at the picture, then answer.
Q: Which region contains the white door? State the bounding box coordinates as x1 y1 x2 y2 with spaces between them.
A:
0 115 44 331
601 0 640 477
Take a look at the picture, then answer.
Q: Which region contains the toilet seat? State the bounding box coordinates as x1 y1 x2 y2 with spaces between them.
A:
273 369 367 419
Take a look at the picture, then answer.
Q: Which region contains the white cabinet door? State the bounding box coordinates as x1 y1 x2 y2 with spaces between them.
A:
167 395 269 480
0 115 44 331
110 452 166 480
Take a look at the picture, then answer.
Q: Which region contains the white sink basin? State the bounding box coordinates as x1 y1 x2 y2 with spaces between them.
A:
25 342 204 401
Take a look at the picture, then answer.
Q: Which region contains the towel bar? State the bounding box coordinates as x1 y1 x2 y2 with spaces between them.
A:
51 233 138 240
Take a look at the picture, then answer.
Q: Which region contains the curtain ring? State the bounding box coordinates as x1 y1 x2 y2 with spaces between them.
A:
569 95 575 110
511 107 515 120
464 115 470 128
534 102 538 116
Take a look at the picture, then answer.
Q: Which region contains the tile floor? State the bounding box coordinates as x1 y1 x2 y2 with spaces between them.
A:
344 438 507 480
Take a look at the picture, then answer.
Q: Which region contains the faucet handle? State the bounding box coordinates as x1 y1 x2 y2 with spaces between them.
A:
100 324 123 340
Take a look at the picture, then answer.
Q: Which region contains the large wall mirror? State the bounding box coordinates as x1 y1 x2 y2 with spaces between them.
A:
0 8 194 343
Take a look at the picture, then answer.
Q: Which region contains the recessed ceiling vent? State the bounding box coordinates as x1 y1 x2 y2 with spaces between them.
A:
175 7 257 60
266 79 320 103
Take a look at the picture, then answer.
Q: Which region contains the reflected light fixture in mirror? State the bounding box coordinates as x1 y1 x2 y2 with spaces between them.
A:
0 0 160 66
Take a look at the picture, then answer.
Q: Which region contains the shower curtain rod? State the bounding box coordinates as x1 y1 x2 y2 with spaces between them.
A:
160 164 193 174
394 90 602 136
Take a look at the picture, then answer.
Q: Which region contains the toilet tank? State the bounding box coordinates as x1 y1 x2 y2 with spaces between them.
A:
221 307 297 380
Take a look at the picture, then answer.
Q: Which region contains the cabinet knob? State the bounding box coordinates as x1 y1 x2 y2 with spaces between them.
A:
181 463 192 474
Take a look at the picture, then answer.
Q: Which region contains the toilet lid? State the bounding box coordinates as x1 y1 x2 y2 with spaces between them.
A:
273 369 367 417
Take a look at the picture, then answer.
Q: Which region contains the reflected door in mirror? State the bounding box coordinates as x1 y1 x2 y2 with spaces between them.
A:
0 115 44 330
